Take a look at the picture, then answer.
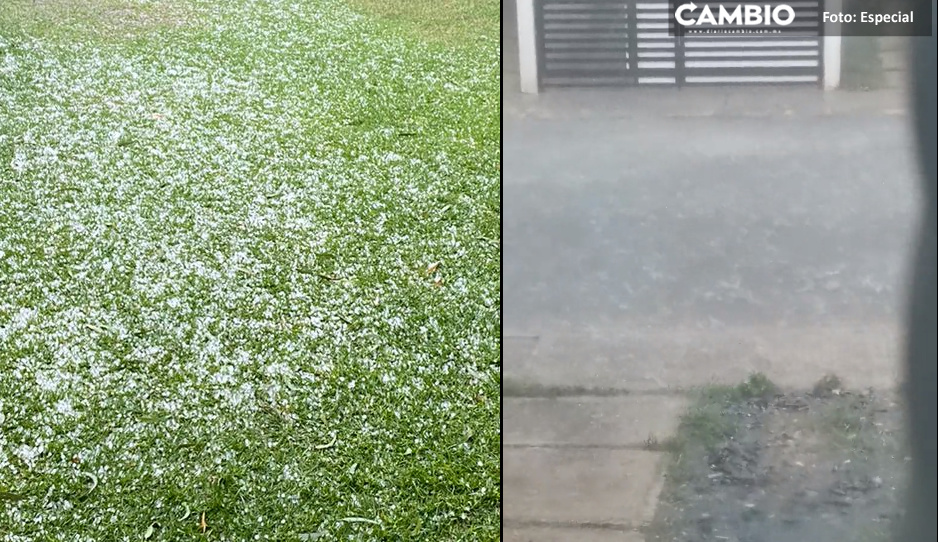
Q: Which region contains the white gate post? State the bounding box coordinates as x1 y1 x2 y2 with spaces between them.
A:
517 0 539 94
823 0 842 90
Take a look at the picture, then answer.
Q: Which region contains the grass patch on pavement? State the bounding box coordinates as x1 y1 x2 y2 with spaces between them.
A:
502 377 633 398
648 373 907 542
661 373 777 460
1 0 499 540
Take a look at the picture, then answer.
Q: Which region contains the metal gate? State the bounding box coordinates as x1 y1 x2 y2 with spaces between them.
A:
536 1 824 87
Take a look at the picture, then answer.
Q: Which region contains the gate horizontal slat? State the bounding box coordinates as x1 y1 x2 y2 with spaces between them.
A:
545 42 630 49
686 59 819 68
685 39 820 47
685 49 818 57
683 67 820 79
684 75 818 84
547 51 632 60
544 32 631 40
542 77 635 86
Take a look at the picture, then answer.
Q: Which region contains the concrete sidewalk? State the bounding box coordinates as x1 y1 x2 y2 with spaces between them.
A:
504 322 903 393
503 392 688 541
502 321 903 541
504 86 908 122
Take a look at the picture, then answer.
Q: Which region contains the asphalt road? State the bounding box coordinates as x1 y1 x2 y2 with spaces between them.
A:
504 114 921 330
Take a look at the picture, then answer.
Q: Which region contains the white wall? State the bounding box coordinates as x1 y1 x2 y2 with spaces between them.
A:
823 0 842 90
516 0 539 94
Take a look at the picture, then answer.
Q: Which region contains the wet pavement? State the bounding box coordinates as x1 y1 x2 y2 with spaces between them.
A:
504 113 920 332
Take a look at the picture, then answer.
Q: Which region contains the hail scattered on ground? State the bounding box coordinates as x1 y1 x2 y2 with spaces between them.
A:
0 0 500 539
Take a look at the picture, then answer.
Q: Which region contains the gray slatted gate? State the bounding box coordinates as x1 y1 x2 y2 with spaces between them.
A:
537 0 824 88
537 1 635 86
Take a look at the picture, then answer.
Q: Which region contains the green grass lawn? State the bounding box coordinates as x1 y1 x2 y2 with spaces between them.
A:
0 0 500 540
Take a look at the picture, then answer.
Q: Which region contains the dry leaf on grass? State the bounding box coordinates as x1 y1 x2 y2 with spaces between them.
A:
339 517 380 525
315 435 337 450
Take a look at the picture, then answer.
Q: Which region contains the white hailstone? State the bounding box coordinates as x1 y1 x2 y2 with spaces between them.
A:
14 442 46 469
54 399 77 418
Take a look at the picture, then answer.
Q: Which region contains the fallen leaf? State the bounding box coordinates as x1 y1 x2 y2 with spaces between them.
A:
339 517 380 525
315 435 337 450
425 261 440 275
0 491 25 502
432 276 443 287
81 472 98 495
199 511 207 534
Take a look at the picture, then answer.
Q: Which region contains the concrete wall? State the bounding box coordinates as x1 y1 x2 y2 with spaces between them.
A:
503 0 520 93
880 36 910 91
